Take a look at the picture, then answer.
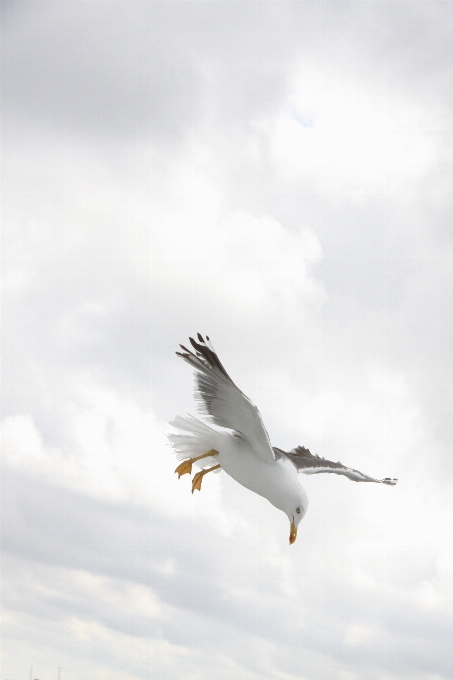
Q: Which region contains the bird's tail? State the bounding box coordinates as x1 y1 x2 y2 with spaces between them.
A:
167 415 222 470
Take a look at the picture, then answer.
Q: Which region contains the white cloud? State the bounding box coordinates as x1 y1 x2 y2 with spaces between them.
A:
266 62 446 195
1 2 452 680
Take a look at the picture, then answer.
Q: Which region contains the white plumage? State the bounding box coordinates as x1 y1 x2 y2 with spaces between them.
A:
169 334 397 544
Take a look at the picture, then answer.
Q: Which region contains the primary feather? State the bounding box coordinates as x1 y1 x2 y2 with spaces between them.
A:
176 334 275 464
169 334 398 544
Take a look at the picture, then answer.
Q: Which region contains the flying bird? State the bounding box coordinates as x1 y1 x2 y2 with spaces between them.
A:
168 334 397 544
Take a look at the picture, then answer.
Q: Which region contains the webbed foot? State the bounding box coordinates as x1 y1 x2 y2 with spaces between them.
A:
191 464 221 493
175 459 193 478
191 470 204 493
175 449 219 479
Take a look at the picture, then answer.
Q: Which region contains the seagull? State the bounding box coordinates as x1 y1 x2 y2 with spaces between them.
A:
168 334 397 545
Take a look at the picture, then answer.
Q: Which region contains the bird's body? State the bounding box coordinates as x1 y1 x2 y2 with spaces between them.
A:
215 431 308 518
169 334 397 544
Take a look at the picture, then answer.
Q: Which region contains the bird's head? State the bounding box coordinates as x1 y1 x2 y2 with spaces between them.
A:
286 488 309 545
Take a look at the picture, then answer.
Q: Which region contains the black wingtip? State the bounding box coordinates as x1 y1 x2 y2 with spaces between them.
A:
179 344 191 353
176 333 234 383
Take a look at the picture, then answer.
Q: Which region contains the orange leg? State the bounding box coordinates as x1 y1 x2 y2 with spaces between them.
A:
174 449 218 478
192 464 221 493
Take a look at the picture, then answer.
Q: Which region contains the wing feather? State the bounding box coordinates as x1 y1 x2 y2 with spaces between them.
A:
177 335 275 463
274 446 397 485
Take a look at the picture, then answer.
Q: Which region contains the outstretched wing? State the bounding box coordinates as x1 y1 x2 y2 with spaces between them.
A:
274 445 397 485
176 334 275 463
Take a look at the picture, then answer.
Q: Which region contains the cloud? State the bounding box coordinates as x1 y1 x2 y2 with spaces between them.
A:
2 367 451 678
268 64 447 195
1 2 452 679
1 2 300 142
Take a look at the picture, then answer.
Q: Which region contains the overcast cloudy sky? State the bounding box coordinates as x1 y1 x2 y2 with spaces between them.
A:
1 2 452 679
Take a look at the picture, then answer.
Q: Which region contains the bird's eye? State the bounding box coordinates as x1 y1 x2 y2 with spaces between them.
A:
296 507 301 514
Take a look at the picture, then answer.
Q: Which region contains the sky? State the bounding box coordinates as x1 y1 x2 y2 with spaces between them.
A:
1 2 452 679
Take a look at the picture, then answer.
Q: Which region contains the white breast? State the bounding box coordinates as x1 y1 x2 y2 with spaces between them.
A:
217 432 301 513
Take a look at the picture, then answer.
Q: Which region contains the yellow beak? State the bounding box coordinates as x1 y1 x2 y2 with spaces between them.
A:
289 520 298 545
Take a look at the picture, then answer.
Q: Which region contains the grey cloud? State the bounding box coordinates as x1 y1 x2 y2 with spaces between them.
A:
1 466 291 635
2 466 451 679
2 2 452 679
2 468 316 657
1 2 295 141
2 2 201 141
3 2 451 141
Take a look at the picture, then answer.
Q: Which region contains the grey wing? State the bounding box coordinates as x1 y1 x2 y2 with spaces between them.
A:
177 334 275 463
274 446 397 485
